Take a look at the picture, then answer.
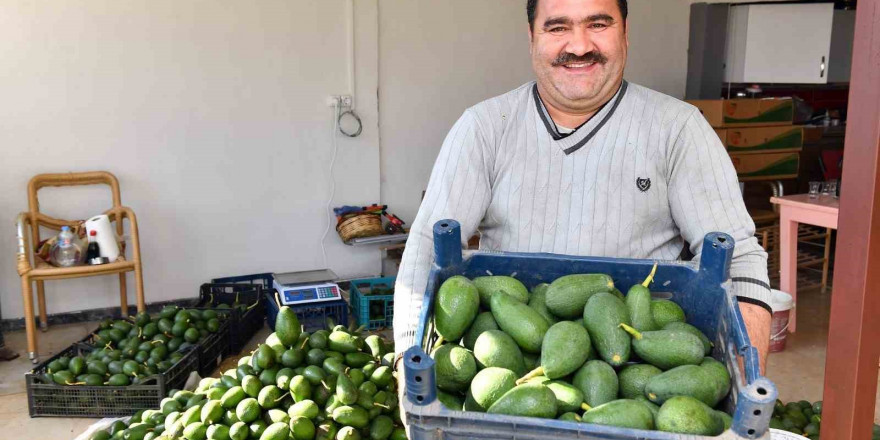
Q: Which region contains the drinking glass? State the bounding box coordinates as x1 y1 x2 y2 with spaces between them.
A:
809 181 821 199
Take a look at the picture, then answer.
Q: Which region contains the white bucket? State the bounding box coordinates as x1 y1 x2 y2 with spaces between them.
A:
769 289 793 352
770 428 810 439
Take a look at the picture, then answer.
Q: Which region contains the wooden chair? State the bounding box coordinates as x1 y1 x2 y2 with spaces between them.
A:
15 171 145 363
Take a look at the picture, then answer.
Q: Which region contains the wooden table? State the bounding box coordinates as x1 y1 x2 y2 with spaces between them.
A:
770 194 840 332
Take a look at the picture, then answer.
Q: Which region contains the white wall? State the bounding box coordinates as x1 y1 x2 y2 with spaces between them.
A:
0 0 381 319
377 1 535 224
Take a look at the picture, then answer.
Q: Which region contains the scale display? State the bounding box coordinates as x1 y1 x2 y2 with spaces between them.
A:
273 270 342 305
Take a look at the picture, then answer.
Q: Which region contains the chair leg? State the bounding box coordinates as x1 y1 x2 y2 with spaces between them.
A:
21 277 38 363
36 280 48 332
134 265 146 313
821 228 833 293
118 273 129 318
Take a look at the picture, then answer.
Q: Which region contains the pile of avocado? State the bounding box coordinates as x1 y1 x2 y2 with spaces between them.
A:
770 400 822 438
88 306 406 440
41 306 224 386
768 399 880 439
430 266 734 436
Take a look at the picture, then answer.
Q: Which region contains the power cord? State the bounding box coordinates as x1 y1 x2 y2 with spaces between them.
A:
321 101 342 268
337 108 362 137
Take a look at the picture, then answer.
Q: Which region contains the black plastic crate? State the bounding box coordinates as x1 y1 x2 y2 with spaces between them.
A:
198 283 265 355
211 272 274 291
191 309 232 377
25 336 199 418
265 292 349 332
213 272 348 332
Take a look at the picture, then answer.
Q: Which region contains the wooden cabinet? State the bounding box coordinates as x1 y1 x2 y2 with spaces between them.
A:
724 3 835 84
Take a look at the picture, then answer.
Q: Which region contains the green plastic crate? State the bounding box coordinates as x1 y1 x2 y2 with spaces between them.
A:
350 277 394 330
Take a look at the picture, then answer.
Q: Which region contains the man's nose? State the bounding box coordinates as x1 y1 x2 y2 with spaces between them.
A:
564 26 598 56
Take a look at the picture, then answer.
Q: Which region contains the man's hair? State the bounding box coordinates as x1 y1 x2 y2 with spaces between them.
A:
527 0 628 29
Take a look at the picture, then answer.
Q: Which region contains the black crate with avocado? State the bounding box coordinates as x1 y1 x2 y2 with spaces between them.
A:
40 308 225 387
425 268 740 435
87 323 405 440
766 397 880 439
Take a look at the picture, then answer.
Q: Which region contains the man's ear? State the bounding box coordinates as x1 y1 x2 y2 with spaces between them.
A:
528 23 535 54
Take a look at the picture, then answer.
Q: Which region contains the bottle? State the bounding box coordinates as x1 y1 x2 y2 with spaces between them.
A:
86 230 101 262
52 226 82 267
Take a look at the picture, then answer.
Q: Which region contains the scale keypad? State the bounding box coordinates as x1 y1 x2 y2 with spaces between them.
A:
283 286 339 303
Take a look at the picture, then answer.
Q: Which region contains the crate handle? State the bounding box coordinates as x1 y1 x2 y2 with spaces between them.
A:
732 377 778 438
433 220 462 269
698 232 735 285
404 346 436 406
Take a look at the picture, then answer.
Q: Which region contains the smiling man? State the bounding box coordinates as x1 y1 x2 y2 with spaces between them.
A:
394 0 772 371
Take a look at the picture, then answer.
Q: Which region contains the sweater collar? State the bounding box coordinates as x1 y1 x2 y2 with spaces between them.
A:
532 80 628 155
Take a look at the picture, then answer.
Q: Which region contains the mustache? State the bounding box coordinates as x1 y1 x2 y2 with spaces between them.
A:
552 51 608 67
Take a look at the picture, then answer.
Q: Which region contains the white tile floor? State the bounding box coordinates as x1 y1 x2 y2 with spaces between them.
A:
0 286 873 439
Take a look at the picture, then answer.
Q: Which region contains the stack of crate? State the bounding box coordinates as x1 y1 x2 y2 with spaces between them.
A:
688 97 803 181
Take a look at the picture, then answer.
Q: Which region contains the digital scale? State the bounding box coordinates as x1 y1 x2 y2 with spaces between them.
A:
273 269 342 305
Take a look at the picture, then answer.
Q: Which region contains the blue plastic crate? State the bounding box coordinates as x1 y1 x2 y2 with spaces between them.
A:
402 220 777 440
350 276 395 330
265 292 349 332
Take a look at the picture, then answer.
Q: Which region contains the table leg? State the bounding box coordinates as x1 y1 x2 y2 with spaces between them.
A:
779 209 798 332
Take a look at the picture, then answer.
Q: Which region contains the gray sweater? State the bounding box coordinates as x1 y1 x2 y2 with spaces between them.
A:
392 81 771 350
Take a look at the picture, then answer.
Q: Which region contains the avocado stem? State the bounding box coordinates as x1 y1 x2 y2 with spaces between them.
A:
321 380 330 390
273 291 282 309
300 339 309 349
275 392 290 402
618 323 643 340
434 336 445 347
374 402 390 409
641 263 658 288
581 403 592 412
516 366 545 385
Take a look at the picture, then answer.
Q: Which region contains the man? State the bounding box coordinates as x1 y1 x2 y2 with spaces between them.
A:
393 0 771 372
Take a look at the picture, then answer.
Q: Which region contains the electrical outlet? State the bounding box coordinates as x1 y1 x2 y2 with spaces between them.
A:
325 95 353 108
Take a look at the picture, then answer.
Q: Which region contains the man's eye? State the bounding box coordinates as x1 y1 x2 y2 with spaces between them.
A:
590 23 608 29
549 27 566 33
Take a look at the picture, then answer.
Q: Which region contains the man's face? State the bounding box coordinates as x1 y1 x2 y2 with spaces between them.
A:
529 0 628 113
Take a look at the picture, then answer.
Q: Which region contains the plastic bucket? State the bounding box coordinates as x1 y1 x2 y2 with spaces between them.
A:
770 428 810 439
769 289 794 352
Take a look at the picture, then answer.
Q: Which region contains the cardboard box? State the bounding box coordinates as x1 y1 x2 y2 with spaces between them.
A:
689 98 794 128
724 126 803 154
729 152 800 181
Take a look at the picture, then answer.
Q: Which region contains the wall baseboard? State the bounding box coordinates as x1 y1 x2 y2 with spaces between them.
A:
1 298 199 333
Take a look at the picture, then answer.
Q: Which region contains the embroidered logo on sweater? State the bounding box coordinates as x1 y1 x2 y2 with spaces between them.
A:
636 177 651 192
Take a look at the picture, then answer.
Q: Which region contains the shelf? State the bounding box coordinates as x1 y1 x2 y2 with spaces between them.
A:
344 233 408 247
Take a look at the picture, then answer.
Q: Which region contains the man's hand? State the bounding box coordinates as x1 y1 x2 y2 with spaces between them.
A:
738 302 772 375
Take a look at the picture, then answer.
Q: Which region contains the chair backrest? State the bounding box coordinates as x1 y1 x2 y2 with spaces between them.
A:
819 150 844 181
28 171 122 215
26 171 123 243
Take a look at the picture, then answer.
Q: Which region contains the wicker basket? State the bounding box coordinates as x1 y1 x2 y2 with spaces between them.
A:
337 213 384 242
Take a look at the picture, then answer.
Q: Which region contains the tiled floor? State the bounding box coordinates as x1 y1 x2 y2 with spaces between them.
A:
0 287 872 439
